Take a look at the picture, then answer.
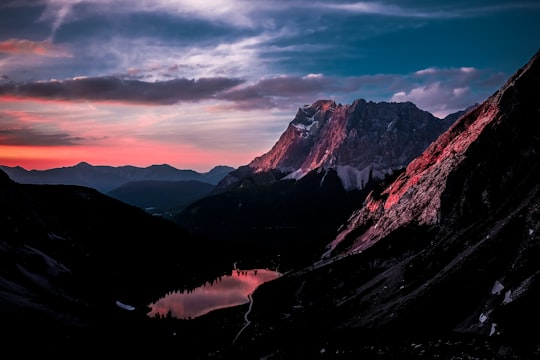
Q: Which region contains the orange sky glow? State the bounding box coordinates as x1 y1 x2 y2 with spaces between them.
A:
0 96 285 172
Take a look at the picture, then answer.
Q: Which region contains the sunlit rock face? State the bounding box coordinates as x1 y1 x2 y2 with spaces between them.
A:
327 49 540 257
315 48 540 340
218 99 457 191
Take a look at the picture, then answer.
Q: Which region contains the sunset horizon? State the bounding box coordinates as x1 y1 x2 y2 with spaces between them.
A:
2 1 539 172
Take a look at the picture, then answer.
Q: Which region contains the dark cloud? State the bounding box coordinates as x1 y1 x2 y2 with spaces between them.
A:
0 128 82 146
211 67 510 115
0 76 245 104
216 73 408 110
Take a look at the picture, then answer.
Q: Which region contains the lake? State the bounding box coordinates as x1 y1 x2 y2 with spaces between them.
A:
147 268 281 319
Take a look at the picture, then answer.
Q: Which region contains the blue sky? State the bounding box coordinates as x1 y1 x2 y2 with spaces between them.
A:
1 0 539 171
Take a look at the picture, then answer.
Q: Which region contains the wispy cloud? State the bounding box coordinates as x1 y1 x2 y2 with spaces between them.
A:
38 0 270 31
317 1 474 19
0 38 71 57
320 1 540 18
0 128 81 146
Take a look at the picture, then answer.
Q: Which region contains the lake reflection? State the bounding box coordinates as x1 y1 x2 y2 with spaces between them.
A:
147 269 281 319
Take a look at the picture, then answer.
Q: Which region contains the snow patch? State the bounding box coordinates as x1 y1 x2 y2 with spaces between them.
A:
335 165 390 191
116 300 135 311
284 168 310 180
490 323 497 336
479 312 488 323
503 290 513 304
335 165 372 191
47 232 66 240
491 280 504 295
292 120 318 133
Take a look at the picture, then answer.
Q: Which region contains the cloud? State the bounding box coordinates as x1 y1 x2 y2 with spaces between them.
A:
0 65 507 117
0 107 87 146
0 76 244 104
0 127 81 146
319 1 459 18
75 30 279 82
390 66 508 117
208 66 507 116
0 38 71 57
215 73 406 110
41 1 73 40
38 0 272 31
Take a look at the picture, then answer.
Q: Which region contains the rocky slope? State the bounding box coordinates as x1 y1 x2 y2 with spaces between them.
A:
326 48 540 257
222 49 540 358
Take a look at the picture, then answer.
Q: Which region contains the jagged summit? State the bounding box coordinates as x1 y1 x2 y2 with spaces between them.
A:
220 98 458 191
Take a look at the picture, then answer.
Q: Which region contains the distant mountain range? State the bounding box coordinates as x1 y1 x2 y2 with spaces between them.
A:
0 162 235 214
0 162 234 193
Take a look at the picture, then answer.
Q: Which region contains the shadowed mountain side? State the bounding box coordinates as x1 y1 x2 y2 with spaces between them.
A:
107 180 214 216
175 168 390 271
0 172 234 354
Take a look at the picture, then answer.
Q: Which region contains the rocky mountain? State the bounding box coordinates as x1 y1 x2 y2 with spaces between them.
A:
0 162 234 193
176 97 466 271
218 100 463 192
221 49 540 358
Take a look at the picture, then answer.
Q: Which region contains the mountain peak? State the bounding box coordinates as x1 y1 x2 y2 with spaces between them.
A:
227 98 454 191
75 161 92 168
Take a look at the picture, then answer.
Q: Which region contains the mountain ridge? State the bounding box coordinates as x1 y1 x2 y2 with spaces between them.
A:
326 48 540 257
218 99 468 192
0 162 235 193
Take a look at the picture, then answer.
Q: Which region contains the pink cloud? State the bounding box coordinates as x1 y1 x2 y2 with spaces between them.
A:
0 38 71 57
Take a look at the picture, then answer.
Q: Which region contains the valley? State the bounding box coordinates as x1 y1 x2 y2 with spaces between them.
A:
1 49 540 359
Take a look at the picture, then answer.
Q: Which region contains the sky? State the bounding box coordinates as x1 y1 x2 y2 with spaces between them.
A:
0 1 539 172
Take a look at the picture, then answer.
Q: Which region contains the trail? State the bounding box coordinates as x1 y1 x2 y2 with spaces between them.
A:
232 293 254 345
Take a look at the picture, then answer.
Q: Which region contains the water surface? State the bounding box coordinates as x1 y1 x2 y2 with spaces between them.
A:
147 268 280 319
